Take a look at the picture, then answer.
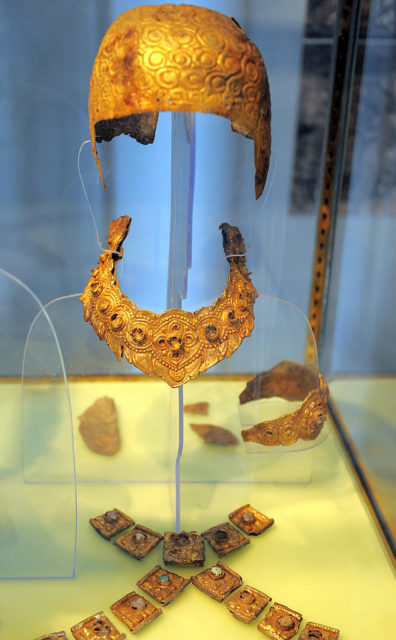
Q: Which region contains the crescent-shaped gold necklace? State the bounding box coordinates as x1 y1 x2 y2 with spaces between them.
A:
81 216 258 387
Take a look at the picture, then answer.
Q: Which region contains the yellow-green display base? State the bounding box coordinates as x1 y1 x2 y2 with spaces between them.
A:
1 379 395 639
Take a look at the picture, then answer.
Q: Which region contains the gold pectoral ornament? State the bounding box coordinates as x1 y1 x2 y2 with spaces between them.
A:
81 217 258 387
89 4 271 199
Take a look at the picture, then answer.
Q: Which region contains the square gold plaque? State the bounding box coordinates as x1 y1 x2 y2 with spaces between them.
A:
298 621 340 640
258 602 302 639
89 509 134 540
226 585 271 623
191 561 242 602
136 565 190 605
163 531 205 566
113 524 163 559
229 504 274 535
201 522 250 556
110 591 162 634
71 611 125 640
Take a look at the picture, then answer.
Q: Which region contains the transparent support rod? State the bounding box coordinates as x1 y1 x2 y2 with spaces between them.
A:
168 113 196 532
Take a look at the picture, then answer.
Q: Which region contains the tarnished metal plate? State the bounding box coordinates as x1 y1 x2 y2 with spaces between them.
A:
89 509 134 540
226 585 271 623
258 602 302 639
201 522 250 556
191 561 242 602
136 565 190 605
110 591 162 634
228 504 274 535
163 531 205 567
113 524 163 559
71 611 125 640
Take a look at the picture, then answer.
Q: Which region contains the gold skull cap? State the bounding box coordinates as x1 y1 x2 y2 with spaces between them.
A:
89 3 271 198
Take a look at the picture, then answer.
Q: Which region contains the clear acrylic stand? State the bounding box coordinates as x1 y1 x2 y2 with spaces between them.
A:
0 268 76 579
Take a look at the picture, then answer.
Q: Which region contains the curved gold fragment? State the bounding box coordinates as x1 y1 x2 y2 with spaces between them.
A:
89 4 271 199
81 216 258 387
241 362 329 446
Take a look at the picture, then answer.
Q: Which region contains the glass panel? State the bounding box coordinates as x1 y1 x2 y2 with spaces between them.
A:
0 269 76 578
323 0 396 555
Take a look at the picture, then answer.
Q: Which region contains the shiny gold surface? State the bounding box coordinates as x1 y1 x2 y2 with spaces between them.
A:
71 612 126 640
241 365 329 446
81 217 258 387
89 4 271 198
226 586 271 623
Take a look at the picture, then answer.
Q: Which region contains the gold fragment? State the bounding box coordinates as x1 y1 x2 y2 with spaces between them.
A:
110 591 162 634
190 423 239 446
241 362 329 446
191 561 242 602
89 4 271 198
201 522 250 556
78 396 120 455
229 504 274 535
163 531 205 567
89 508 134 540
183 402 209 415
258 602 302 640
298 622 340 640
113 524 163 560
226 585 271 623
136 565 190 605
71 612 125 640
81 217 258 387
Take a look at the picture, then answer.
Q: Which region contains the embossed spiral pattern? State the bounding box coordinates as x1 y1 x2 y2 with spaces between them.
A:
81 226 258 388
89 4 271 198
241 375 329 446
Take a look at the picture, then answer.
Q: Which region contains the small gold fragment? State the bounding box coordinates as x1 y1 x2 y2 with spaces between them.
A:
202 522 250 556
114 524 163 560
229 504 274 535
110 591 161 634
226 585 271 623
136 565 190 605
191 561 242 602
190 423 239 446
78 396 120 455
163 531 205 567
71 611 125 640
239 360 319 404
258 602 302 640
298 622 340 640
89 508 134 540
184 402 209 415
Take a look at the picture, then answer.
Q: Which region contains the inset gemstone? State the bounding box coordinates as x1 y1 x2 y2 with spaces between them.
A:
104 510 118 523
134 531 146 543
130 597 146 610
214 529 228 541
210 566 224 577
278 615 295 630
241 511 256 524
157 574 171 584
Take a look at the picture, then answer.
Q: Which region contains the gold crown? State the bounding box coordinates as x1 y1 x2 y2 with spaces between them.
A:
89 4 271 198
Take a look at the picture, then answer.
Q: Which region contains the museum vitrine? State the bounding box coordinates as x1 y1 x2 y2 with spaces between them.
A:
0 1 395 639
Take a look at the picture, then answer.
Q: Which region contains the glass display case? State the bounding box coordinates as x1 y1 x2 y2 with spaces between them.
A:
0 1 394 639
